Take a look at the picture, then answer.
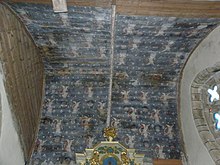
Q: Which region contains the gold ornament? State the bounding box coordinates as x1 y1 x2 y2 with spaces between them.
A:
90 150 100 165
103 127 117 142
121 152 130 165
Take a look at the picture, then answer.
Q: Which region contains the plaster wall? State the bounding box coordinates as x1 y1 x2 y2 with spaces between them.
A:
0 63 24 165
180 25 220 165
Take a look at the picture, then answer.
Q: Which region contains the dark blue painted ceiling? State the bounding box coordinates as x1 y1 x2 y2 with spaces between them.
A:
8 2 220 164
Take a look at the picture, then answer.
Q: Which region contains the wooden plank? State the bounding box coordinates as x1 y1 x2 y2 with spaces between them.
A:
1 1 220 19
1 0 112 7
153 159 182 165
116 1 220 17
116 1 220 10
2 0 220 17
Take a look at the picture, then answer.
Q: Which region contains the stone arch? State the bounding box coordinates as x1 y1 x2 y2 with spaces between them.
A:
180 25 220 165
191 66 220 164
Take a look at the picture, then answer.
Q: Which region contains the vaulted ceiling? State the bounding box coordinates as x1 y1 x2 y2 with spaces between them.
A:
1 0 220 164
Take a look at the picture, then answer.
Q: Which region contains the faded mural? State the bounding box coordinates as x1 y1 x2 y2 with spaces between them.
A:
7 2 220 164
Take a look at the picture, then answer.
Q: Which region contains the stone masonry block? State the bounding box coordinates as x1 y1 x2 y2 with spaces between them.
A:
192 109 204 119
194 118 207 127
197 125 209 132
205 141 220 151
210 150 220 162
200 131 215 143
192 93 202 101
191 87 202 94
192 101 203 109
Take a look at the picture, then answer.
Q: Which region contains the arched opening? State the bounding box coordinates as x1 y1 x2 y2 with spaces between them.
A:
180 25 220 165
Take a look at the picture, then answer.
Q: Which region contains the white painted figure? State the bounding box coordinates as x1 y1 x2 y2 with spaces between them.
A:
164 124 174 139
163 41 174 52
139 124 150 139
111 117 120 128
47 99 54 115
49 161 55 165
61 85 68 98
48 34 57 47
121 90 130 103
146 52 156 65
64 139 73 152
155 144 165 159
37 139 45 153
127 107 137 122
55 120 62 134
160 93 174 106
86 136 94 148
72 101 80 114
97 102 106 116
131 78 139 86
41 160 47 165
75 80 82 86
139 91 148 104
59 13 70 26
80 116 91 131
151 110 160 124
155 23 171 36
123 24 135 35
118 53 126 65
116 72 129 80
87 86 94 98
125 134 135 148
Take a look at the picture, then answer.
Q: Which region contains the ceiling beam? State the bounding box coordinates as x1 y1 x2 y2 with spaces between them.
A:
116 0 220 17
2 0 220 17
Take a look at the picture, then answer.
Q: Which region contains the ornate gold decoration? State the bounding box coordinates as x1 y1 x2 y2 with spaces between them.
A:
90 151 100 165
103 127 117 142
75 128 145 165
121 152 130 165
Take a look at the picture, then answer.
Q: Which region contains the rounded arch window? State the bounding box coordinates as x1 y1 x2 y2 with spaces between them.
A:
201 70 220 143
190 66 220 164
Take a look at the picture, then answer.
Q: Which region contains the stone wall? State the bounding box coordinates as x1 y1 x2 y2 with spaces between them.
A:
190 63 220 164
0 3 44 161
6 2 220 164
180 25 220 165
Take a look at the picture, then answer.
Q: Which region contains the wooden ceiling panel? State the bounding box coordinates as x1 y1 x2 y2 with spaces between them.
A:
1 0 112 7
1 0 220 17
116 0 220 17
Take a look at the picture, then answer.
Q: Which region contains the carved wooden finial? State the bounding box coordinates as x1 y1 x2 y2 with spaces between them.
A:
103 127 117 142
